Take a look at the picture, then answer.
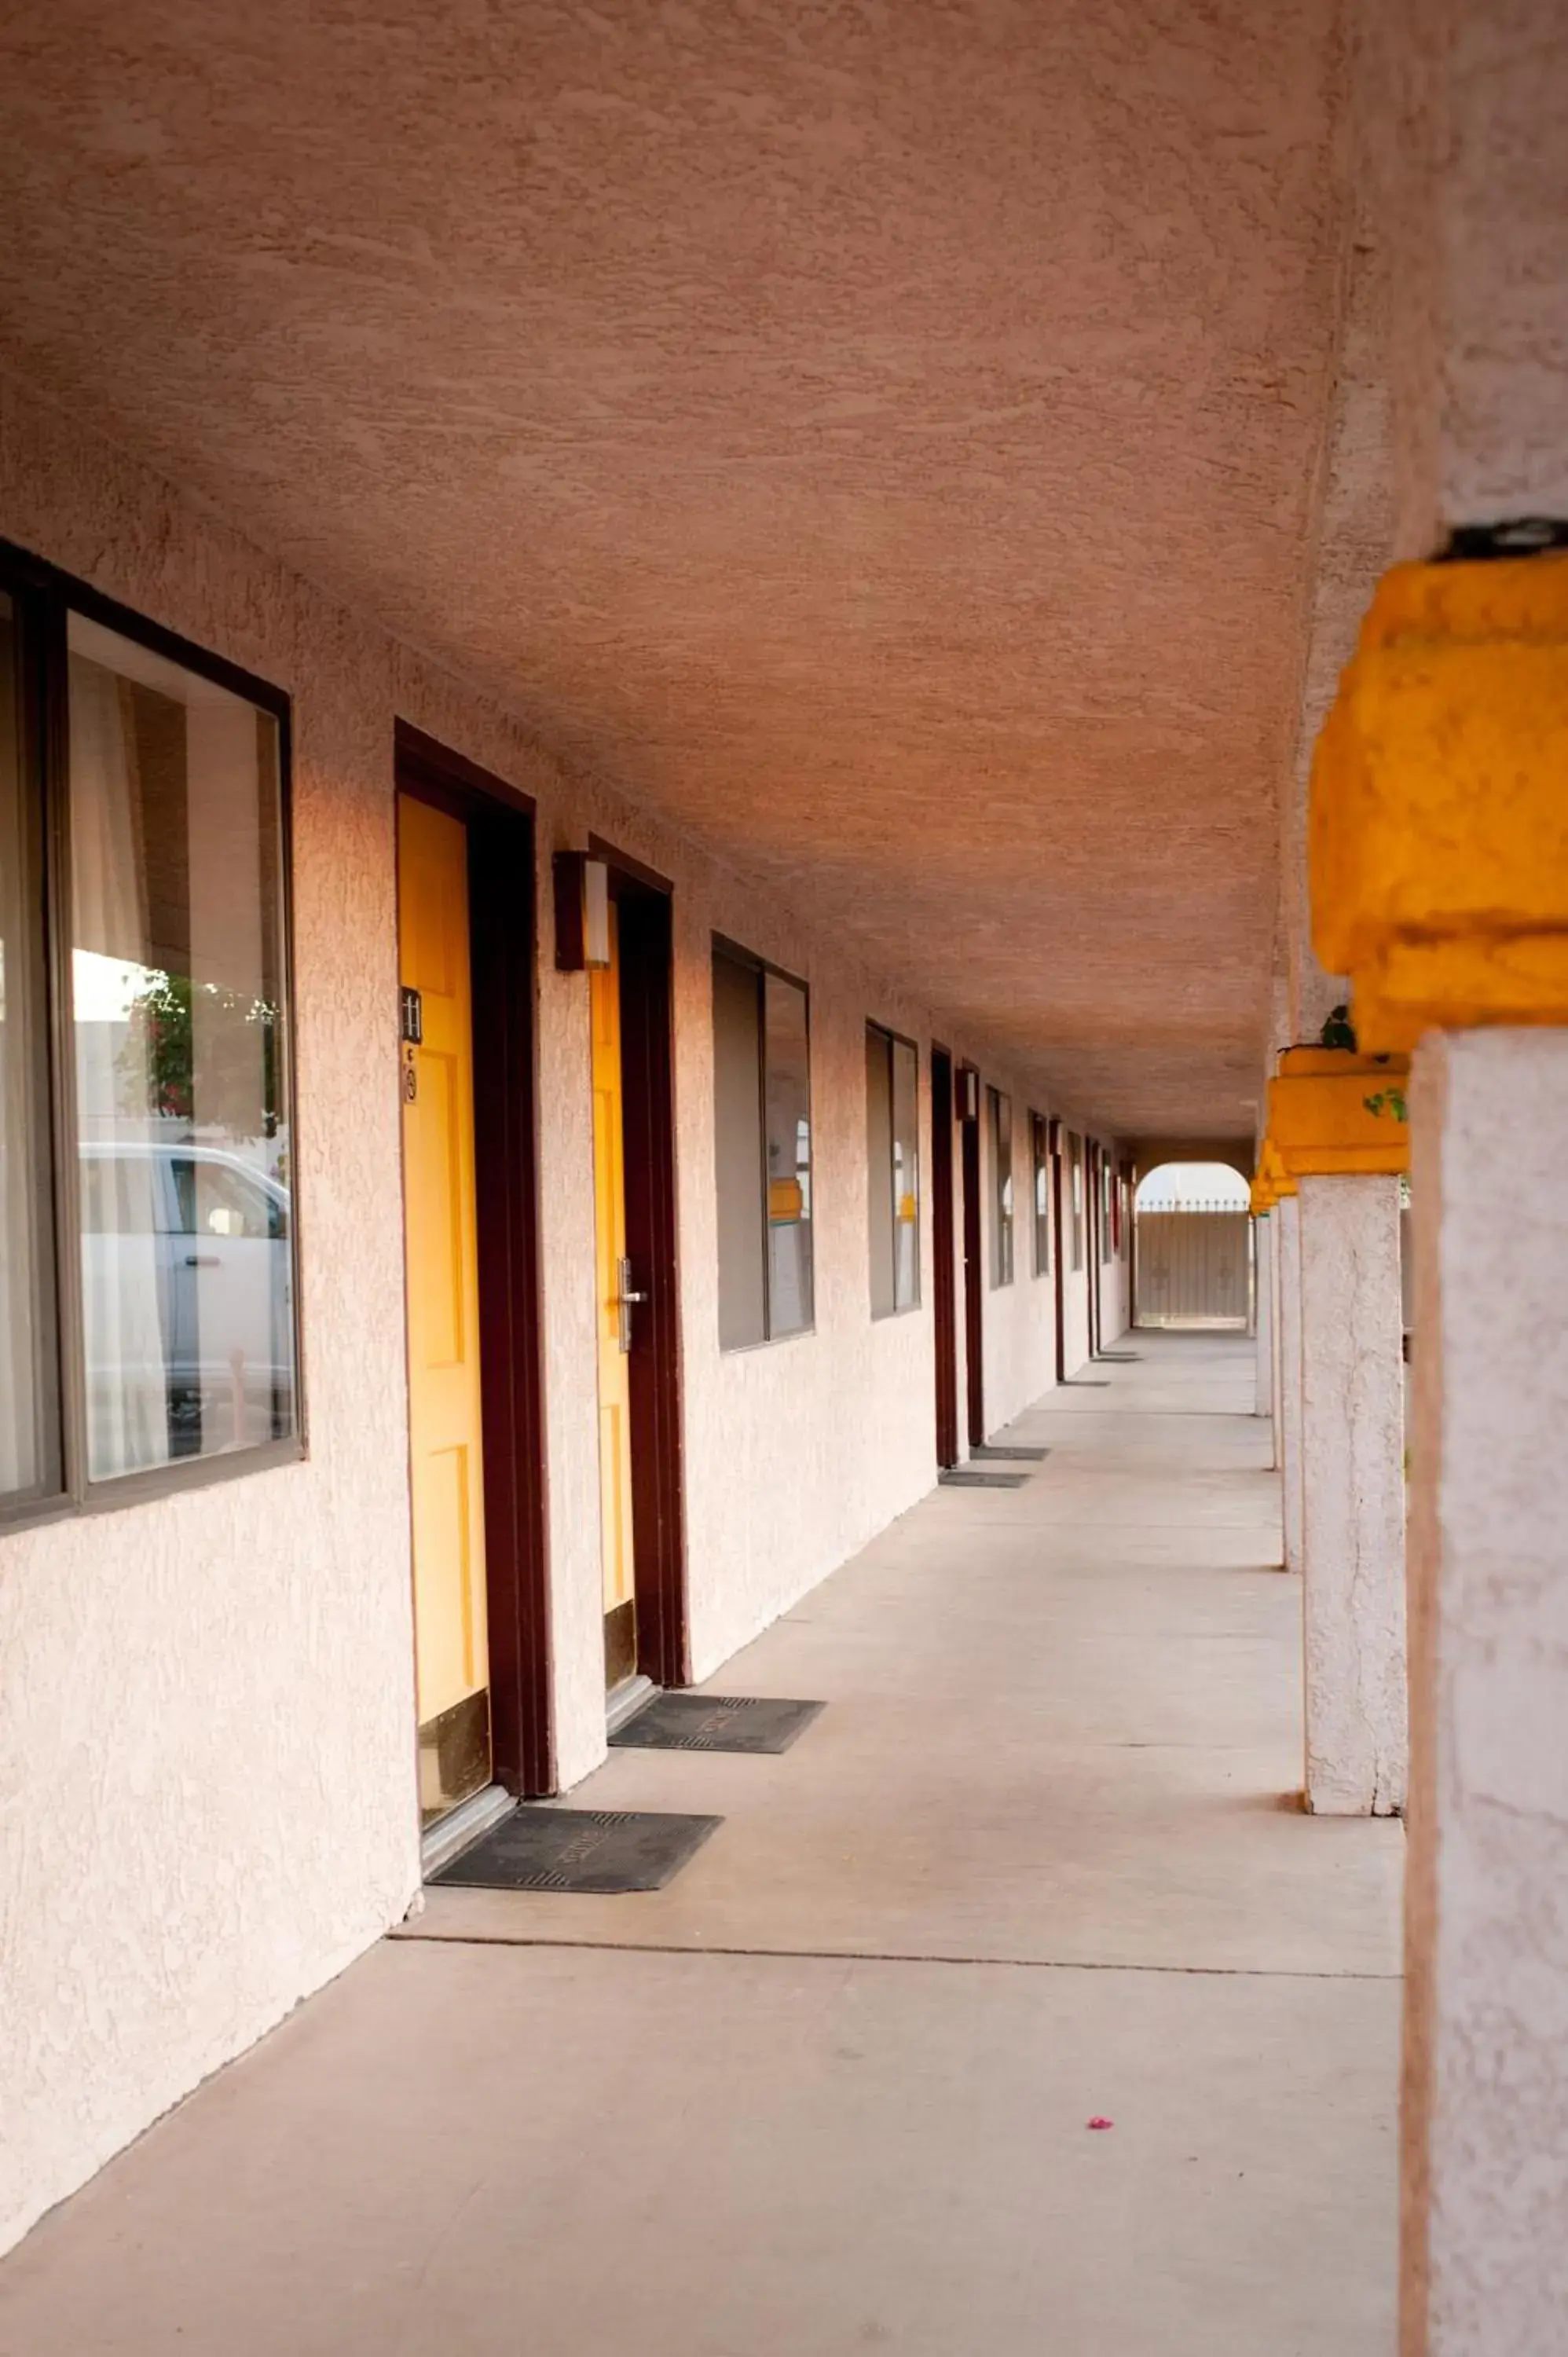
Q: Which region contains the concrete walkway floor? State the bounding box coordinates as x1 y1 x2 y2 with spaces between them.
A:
0 1332 1403 2355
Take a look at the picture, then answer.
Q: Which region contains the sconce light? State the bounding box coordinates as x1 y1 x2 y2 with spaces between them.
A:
553 851 612 971
958 1066 980 1121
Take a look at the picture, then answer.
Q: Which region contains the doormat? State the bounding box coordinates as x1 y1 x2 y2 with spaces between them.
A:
1062 1378 1111 1387
940 1468 1028 1489
431 1806 721 1894
1096 1351 1142 1362
611 1693 825 1754
971 1444 1050 1462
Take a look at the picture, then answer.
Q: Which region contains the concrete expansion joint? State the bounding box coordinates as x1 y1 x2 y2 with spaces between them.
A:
389 1931 1404 1985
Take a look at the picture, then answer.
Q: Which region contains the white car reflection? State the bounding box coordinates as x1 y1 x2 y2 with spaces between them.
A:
79 1139 294 1457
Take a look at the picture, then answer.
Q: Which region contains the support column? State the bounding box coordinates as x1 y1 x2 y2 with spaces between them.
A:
1298 1173 1407 1816
1276 1193 1303 1577
1253 1213 1273 1438
1400 1032 1568 2348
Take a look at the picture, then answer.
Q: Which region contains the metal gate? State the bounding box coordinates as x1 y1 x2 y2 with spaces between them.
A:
1135 1209 1251 1328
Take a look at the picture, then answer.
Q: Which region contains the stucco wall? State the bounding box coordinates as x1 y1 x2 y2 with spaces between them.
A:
0 378 1107 2253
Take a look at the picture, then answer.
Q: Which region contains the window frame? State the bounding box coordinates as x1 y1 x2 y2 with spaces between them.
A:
712 933 815 1351
987 1083 1014 1288
1029 1110 1051 1278
0 536 304 1534
865 1018 921 1321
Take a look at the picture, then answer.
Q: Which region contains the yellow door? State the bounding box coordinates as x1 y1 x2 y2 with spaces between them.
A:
591 904 639 1688
398 794 491 1824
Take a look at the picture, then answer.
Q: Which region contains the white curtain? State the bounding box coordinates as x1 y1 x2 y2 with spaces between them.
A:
68 654 172 1479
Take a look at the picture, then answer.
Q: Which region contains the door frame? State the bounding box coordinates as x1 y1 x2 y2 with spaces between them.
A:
395 721 554 1796
929 1045 959 1468
589 835 690 1690
1086 1142 1101 1358
1049 1117 1067 1384
958 1062 984 1448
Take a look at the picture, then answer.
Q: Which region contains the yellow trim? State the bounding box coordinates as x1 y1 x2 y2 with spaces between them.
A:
1252 1136 1296 1208
1267 1047 1409 1178
1310 554 1568 1050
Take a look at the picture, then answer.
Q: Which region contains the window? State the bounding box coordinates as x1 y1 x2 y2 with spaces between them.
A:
1100 1150 1114 1263
866 1022 919 1318
987 1086 1014 1287
713 940 813 1347
0 548 299 1521
1030 1112 1051 1277
1068 1131 1085 1270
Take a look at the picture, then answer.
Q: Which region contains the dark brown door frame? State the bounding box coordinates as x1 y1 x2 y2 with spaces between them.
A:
1126 1159 1141 1329
591 836 691 1690
395 722 554 1797
1087 1141 1102 1358
1049 1117 1067 1385
958 1063 984 1448
929 1045 959 1468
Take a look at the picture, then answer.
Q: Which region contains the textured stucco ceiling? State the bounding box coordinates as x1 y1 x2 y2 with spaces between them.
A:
0 0 1346 1136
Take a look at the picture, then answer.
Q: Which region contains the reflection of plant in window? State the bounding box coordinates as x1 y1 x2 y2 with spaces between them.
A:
117 972 282 1133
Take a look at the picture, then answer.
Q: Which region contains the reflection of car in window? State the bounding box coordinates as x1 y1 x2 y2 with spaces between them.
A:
79 1141 294 1461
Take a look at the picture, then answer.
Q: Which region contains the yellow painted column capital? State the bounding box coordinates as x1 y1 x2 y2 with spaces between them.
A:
1310 555 1568 1050
1267 1048 1409 1179
1251 1135 1298 1211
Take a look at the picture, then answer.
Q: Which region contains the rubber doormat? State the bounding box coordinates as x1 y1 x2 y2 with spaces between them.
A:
972 1444 1050 1461
611 1693 825 1754
1062 1377 1111 1387
940 1468 1027 1488
432 1807 721 1894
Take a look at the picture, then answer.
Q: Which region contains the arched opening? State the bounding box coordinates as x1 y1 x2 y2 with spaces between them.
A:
1133 1162 1251 1329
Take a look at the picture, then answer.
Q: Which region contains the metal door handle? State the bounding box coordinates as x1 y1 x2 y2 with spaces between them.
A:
616 1255 648 1354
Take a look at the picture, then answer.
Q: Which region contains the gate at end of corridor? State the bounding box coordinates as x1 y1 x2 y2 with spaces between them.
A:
1133 1161 1251 1329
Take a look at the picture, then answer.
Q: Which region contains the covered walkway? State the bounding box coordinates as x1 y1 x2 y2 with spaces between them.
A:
0 1336 1401 2355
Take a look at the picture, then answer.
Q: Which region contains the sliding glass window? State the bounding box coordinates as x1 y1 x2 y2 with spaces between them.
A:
0 547 299 1523
866 1021 919 1318
713 940 813 1348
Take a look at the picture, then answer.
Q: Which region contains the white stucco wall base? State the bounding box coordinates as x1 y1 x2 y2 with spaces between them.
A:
1297 1174 1406 1816
1402 1032 1568 2353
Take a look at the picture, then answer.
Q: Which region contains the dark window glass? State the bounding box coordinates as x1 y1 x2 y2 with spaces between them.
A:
764 971 813 1339
713 948 767 1350
866 1023 920 1318
713 944 813 1347
988 1086 1013 1288
1031 1112 1051 1277
1068 1132 1085 1270
0 588 60 1507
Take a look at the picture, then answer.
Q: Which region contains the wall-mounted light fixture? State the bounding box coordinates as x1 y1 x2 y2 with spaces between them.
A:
552 850 612 971
958 1065 980 1121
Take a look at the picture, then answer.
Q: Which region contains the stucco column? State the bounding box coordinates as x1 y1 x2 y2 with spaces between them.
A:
1399 1032 1568 2349
1253 1213 1273 1437
1297 1173 1406 1816
1275 1193 1303 1576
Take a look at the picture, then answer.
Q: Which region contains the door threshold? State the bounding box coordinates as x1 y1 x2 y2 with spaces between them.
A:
606 1672 659 1737
421 1782 516 1880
